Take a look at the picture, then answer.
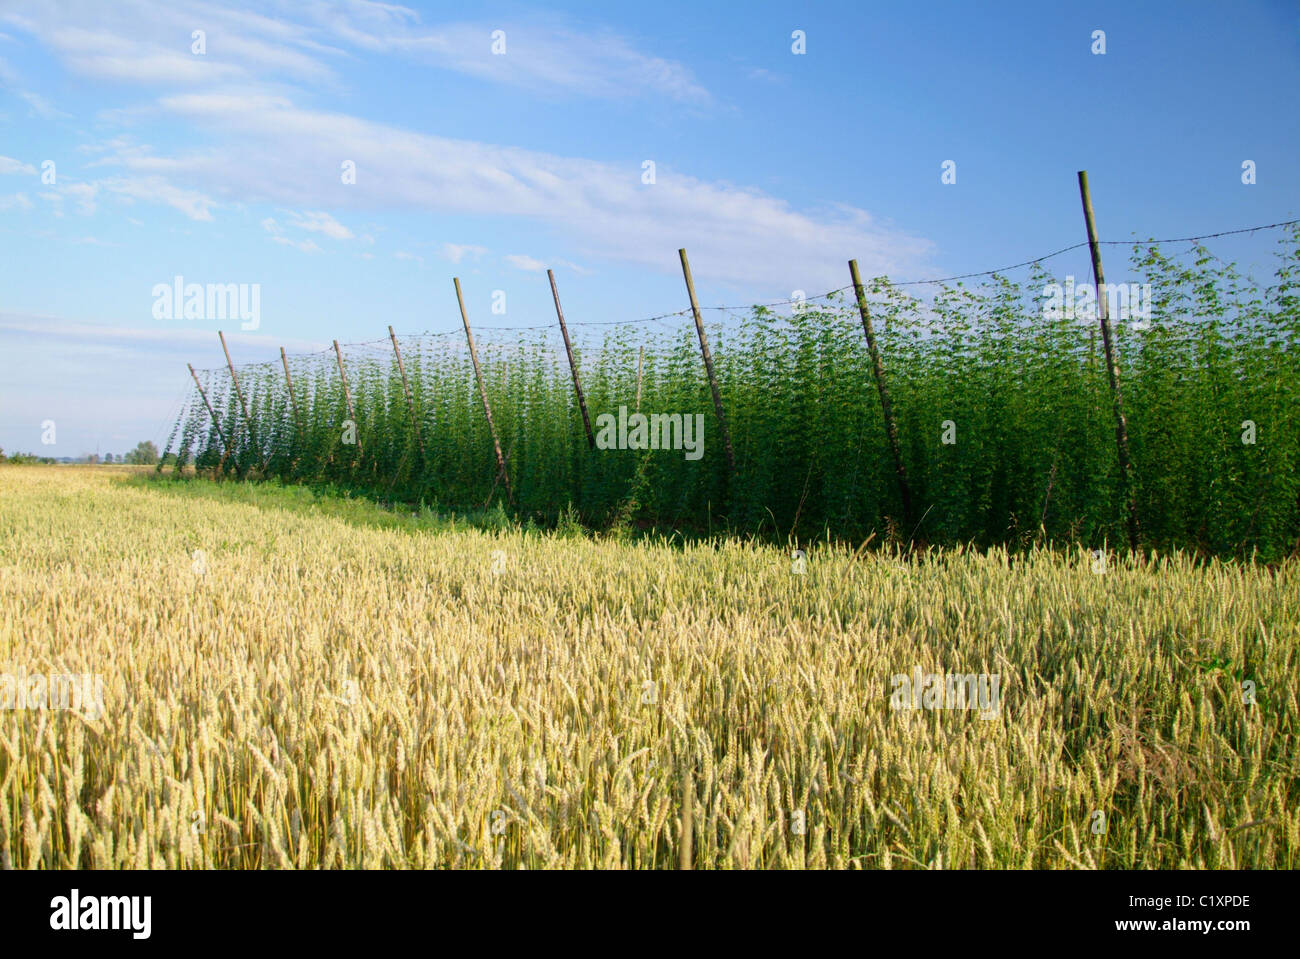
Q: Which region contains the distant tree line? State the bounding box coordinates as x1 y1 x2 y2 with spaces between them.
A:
0 441 163 466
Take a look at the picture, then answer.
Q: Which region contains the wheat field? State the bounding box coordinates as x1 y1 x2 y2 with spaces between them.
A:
0 464 1296 868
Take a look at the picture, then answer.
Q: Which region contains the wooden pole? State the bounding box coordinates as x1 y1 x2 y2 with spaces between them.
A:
333 339 363 458
454 278 512 501
849 260 915 529
218 331 251 424
280 346 305 472
678 249 736 474
388 325 425 456
188 362 231 470
1077 170 1139 551
547 269 595 450
636 346 644 413
280 347 303 439
218 330 265 473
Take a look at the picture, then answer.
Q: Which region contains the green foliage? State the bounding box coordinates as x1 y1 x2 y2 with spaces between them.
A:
123 440 160 465
0 450 55 465
164 230 1300 559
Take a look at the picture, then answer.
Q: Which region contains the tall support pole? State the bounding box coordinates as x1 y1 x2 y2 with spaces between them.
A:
547 269 595 450
388 325 425 456
188 362 231 470
1077 170 1139 551
218 331 251 424
849 260 915 529
218 330 264 472
454 278 512 501
280 347 303 440
333 339 363 458
678 249 736 474
280 346 305 472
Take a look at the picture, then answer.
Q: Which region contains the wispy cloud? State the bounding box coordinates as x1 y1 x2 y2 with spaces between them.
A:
32 181 98 216
553 258 592 276
288 209 353 240
92 175 215 221
271 235 323 253
441 243 488 264
0 312 327 353
0 52 69 117
347 21 712 104
18 89 67 118
0 155 36 175
263 209 353 245
503 254 588 274
504 253 546 272
2 2 707 103
1 1 933 290
110 91 931 289
64 182 99 215
42 25 245 85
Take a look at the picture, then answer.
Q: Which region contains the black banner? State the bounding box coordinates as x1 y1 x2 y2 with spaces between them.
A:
0 869 1280 946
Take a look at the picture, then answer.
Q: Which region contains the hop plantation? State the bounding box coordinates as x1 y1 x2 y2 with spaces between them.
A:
165 231 1300 559
2 229 1297 872
1 467 1296 869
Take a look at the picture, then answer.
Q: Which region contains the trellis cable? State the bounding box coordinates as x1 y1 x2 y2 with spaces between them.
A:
186 215 1298 373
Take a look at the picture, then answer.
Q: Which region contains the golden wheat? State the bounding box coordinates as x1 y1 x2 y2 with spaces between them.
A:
0 465 1296 868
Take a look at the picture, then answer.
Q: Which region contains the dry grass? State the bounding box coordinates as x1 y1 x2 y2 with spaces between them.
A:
0 465 1296 869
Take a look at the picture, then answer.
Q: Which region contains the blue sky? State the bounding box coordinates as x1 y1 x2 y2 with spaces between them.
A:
1 0 1297 456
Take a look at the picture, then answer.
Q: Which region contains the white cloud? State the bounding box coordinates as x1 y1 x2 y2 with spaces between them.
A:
0 311 326 353
350 22 711 104
3 3 706 103
553 258 591 275
262 209 352 245
0 53 68 117
0 155 36 175
0 192 33 210
64 181 99 215
99 175 215 221
37 193 62 216
32 181 98 216
6 6 334 88
2 2 934 290
121 92 931 289
19 90 65 117
288 209 353 240
504 254 546 272
441 243 489 264
271 235 322 253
